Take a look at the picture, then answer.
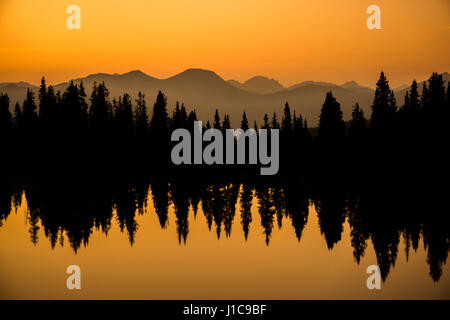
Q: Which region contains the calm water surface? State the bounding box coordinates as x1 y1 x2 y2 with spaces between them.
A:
0 183 449 299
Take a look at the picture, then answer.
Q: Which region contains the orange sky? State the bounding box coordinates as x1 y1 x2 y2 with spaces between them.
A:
0 0 449 87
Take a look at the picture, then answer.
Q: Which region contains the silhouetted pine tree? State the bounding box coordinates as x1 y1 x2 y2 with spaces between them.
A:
240 183 253 240
222 114 231 132
262 113 270 129
187 110 197 127
113 93 134 138
134 91 149 139
271 112 280 129
19 89 39 171
318 91 345 146
349 103 367 138
421 82 429 109
281 102 292 137
293 111 302 134
38 77 50 126
12 101 23 163
241 111 249 131
149 91 169 167
78 81 88 125
280 102 293 171
62 81 89 133
292 111 307 168
171 101 181 130
112 93 135 166
348 103 368 166
180 103 188 128
187 108 198 164
399 80 422 145
0 94 12 146
370 72 397 132
213 109 221 130
22 89 38 134
388 90 397 120
89 82 112 135
46 86 58 125
37 78 58 170
409 80 420 113
425 73 446 114
87 82 113 170
221 114 232 164
13 102 22 130
422 73 448 171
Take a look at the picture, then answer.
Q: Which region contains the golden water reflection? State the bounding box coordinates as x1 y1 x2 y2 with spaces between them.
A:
0 184 449 299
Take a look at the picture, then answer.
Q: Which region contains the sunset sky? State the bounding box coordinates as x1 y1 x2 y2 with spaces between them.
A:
0 0 449 87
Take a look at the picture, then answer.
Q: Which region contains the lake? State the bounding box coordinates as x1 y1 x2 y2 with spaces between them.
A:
0 180 449 299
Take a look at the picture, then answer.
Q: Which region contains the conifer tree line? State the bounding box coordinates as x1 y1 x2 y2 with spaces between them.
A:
0 72 448 176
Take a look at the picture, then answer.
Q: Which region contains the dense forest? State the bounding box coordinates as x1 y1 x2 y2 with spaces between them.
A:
0 71 449 181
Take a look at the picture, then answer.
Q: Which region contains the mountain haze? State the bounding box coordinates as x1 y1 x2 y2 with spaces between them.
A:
227 76 284 94
1 69 448 126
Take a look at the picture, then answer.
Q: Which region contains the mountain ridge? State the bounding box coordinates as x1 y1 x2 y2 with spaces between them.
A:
1 69 448 126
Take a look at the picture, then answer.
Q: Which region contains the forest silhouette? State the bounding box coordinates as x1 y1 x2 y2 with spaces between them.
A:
0 71 448 179
0 71 449 283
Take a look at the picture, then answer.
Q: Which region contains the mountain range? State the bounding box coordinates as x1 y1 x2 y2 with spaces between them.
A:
1 69 448 126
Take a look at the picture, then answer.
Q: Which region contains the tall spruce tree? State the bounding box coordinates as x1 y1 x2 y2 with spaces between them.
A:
149 91 169 164
213 109 221 130
370 72 397 131
409 80 420 112
271 112 280 129
150 91 169 137
22 89 38 134
13 102 22 130
62 81 88 132
222 114 231 132
262 114 270 129
0 94 12 141
318 91 345 145
349 103 366 138
89 82 112 135
241 111 249 131
114 93 134 137
134 91 149 138
281 102 293 136
187 110 197 127
38 77 50 125
426 72 446 115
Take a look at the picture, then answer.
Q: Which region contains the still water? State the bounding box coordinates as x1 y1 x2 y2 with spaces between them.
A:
0 182 449 299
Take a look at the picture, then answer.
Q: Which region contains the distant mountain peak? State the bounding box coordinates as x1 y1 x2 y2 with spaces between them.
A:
245 75 282 86
169 68 225 83
339 80 374 91
287 80 337 90
84 72 111 79
0 81 35 88
340 81 359 89
121 69 155 80
179 68 219 76
227 75 284 94
123 69 146 76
